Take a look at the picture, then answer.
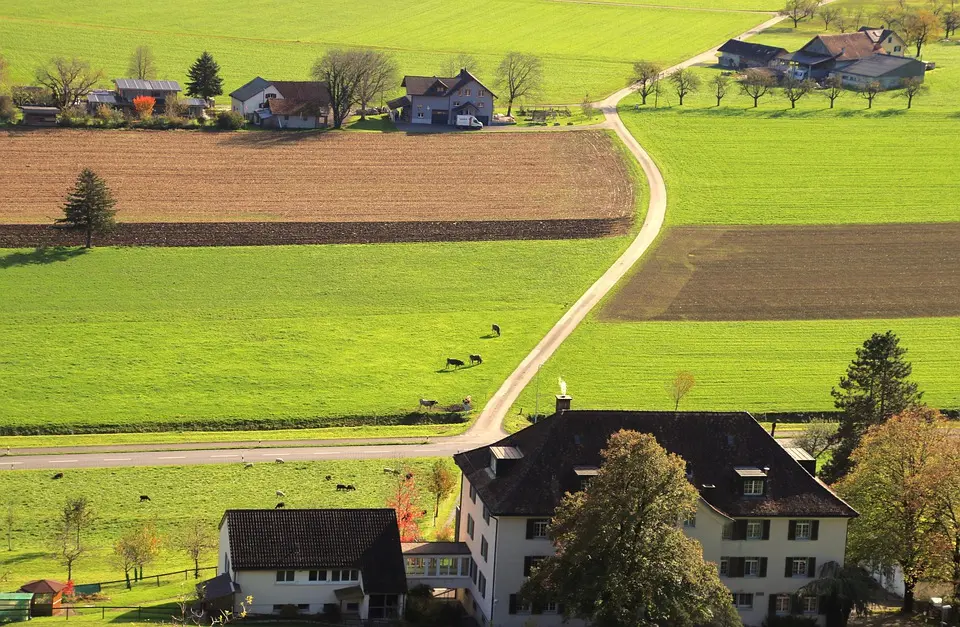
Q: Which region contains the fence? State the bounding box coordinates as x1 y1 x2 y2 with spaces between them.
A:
81 565 218 592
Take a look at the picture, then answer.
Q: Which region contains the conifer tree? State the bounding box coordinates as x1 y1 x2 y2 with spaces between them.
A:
56 169 117 248
185 51 223 101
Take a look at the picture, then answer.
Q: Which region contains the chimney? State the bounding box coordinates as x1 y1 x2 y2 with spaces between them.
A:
556 394 572 414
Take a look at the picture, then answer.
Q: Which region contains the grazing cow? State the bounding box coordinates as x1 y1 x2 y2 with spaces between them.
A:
244 462 254 469
419 398 438 411
446 357 465 369
345 484 357 491
139 495 151 502
275 458 285 464
275 502 285 509
383 467 400 475
405 473 414 481
52 472 64 480
470 354 482 366
276 490 285 498
325 475 332 481
492 324 501 337
336 484 348 491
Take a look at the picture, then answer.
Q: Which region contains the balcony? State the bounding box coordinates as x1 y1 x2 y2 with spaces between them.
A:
402 542 473 589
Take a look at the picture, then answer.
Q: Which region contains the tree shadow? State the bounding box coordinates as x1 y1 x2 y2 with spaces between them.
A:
0 551 48 564
0 247 88 270
221 128 336 147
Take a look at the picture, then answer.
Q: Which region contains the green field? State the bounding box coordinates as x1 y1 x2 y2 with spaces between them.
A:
0 0 765 103
0 458 457 609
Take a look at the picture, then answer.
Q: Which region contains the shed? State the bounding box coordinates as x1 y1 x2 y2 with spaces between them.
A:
0 593 33 622
19 580 65 617
19 106 59 127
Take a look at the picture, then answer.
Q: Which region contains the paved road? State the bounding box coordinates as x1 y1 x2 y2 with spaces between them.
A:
1 15 789 473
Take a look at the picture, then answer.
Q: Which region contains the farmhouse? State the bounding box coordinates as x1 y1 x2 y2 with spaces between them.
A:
717 39 788 70
218 508 407 619
833 55 927 89
778 31 904 80
452 397 856 627
388 68 496 125
229 78 332 128
85 79 206 116
858 26 907 55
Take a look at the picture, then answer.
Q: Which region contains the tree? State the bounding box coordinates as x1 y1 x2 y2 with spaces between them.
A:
494 52 543 116
581 93 596 120
52 497 93 581
902 9 942 57
739 68 776 107
312 48 365 128
133 95 156 118
630 61 663 105
822 331 921 483
943 9 960 38
820 5 842 28
4 502 14 551
185 51 223 102
666 371 696 411
355 49 397 119
838 407 953 612
113 532 138 589
424 460 457 520
852 4 868 29
938 438 960 600
35 57 104 108
127 46 157 81
798 561 880 627
440 53 480 77
823 74 844 108
669 68 700 105
124 524 162 581
179 520 216 579
387 467 423 541
874 5 904 29
55 169 118 249
781 0 818 27
898 77 927 109
835 9 852 32
711 74 731 106
64 497 95 549
795 418 838 459
782 75 816 108
857 81 884 109
520 430 740 627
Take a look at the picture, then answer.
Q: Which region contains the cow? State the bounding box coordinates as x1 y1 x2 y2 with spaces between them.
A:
139 495 151 502
345 484 357 491
419 398 438 411
492 324 501 337
383 468 400 475
325 475 332 481
244 462 254 469
51 472 64 480
336 484 349 491
470 354 482 366
276 490 286 498
446 358 465 369
275 502 285 509
275 458 285 464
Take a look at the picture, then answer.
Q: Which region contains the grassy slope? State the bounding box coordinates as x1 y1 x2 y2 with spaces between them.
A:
0 459 458 603
0 0 763 103
509 38 960 429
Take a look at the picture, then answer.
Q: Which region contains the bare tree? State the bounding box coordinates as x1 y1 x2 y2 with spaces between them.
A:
782 75 817 108
819 5 842 28
902 9 942 57
943 8 960 38
712 74 731 106
781 0 818 27
441 53 480 77
494 52 543 116
178 519 216 579
35 57 104 108
127 46 157 81
794 418 838 458
835 8 852 32
822 74 844 108
738 68 776 107
874 6 904 29
898 77 928 108
852 4 868 29
354 50 397 119
581 93 596 119
858 81 883 108
312 48 366 128
666 371 696 411
668 68 701 105
4 502 13 551
630 60 663 105
51 498 93 581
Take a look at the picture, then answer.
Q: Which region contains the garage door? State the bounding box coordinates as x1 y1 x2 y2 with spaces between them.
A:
431 110 449 124
476 115 490 125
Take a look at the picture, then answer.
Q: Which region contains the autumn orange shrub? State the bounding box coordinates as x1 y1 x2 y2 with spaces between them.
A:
132 95 155 118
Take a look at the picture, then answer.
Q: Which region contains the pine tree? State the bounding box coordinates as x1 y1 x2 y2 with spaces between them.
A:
821 331 922 483
185 51 223 101
56 169 117 248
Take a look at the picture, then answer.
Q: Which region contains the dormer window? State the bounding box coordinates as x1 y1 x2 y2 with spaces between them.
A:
743 479 765 495
573 466 598 491
490 446 523 476
735 467 767 496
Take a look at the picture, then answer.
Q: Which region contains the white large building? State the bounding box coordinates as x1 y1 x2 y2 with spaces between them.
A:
451 399 857 627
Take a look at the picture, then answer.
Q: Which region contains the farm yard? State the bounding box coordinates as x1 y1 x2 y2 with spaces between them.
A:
0 130 634 226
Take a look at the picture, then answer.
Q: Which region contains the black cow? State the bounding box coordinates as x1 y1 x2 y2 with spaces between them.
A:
139 495 151 502
446 358 465 369
470 354 482 366
52 472 64 480
336 484 348 491
492 324 501 337
419 398 438 410
275 502 285 509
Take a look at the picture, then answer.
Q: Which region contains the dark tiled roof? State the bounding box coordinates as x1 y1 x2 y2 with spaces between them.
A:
230 77 271 101
839 55 926 78
454 410 857 519
271 81 332 105
402 69 497 99
807 33 881 60
223 509 407 593
717 39 787 63
20 580 65 594
267 98 328 117
197 573 240 600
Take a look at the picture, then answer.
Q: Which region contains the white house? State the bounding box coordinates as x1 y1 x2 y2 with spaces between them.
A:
229 78 331 127
451 399 857 627
218 508 407 620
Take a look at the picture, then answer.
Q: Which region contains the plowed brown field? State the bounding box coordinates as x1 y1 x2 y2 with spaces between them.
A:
0 129 633 224
600 224 960 321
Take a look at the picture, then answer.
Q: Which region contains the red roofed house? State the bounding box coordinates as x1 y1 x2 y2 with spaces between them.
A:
19 579 66 616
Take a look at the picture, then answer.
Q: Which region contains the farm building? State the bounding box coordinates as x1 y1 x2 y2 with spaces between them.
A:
778 31 905 80
832 55 926 89
85 80 206 117
717 40 788 70
19 106 59 126
388 68 496 126
859 26 907 55
230 79 331 128
19 579 65 616
0 593 33 622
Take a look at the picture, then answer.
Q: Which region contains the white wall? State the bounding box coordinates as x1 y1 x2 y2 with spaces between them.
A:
232 85 282 117
457 475 499 626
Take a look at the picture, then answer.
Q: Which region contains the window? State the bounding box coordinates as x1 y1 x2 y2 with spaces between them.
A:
743 478 765 495
803 596 819 614
532 520 549 538
417 111 424 118
524 556 546 577
544 601 558 613
480 536 489 561
297 604 309 611
483 505 490 524
744 558 760 577
345 602 360 612
775 594 791 614
460 557 470 576
746 521 764 540
792 558 808 577
453 101 461 107
722 523 734 540
308 569 327 581
794 520 811 540
283 115 289 121
405 558 425 575
683 516 696 528
469 557 478 584
469 484 477 503
894 45 901 52
272 605 285 613
518 599 533 614
478 572 487 598
732 593 753 609
467 514 475 539
331 569 360 582
719 558 729 576
479 89 486 97
478 102 484 109
368 594 400 620
465 89 471 96
275 570 294 582
438 557 459 576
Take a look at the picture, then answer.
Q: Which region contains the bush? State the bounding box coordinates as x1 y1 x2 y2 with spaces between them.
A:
58 105 90 127
763 615 819 627
0 95 16 123
278 604 300 619
215 110 245 130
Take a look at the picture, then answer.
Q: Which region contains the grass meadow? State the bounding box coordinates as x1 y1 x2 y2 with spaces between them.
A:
0 458 458 612
0 0 765 103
